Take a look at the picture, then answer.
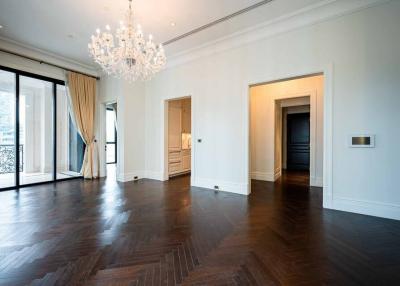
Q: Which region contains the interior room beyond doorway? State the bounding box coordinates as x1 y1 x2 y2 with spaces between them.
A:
250 74 324 187
167 97 191 179
106 103 117 180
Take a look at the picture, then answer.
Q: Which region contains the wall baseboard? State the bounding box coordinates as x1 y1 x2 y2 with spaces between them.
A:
327 197 400 221
192 177 249 195
145 171 165 181
274 168 281 181
310 176 323 187
117 171 146 182
251 170 281 182
251 171 274 182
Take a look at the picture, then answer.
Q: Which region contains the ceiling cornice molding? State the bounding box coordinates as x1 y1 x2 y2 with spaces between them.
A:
165 0 391 69
163 0 275 46
0 36 98 76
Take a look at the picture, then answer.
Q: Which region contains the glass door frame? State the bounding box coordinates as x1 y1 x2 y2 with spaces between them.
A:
106 107 117 165
0 65 83 192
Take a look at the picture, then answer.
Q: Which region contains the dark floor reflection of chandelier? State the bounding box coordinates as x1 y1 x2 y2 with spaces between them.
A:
88 0 166 81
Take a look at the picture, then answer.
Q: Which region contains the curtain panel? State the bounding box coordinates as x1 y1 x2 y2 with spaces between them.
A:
66 72 99 179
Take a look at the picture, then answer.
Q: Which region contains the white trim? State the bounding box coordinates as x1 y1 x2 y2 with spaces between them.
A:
274 168 282 181
310 176 323 187
161 95 194 182
166 0 389 68
323 64 334 208
98 100 119 178
192 178 249 196
330 197 400 221
117 171 145 182
245 64 333 203
272 90 318 185
251 171 275 181
144 171 165 181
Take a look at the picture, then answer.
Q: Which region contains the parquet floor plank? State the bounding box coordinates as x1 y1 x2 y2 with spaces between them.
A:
0 171 399 285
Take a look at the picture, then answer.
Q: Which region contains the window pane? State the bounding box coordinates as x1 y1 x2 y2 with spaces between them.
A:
106 109 116 142
19 76 54 185
0 70 16 188
56 84 84 179
106 108 116 164
106 143 115 164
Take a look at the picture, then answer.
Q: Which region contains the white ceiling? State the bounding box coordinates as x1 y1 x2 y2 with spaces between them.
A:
0 0 323 67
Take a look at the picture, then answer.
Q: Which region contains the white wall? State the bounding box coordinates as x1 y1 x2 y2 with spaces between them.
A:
98 76 146 181
140 1 400 220
250 75 323 186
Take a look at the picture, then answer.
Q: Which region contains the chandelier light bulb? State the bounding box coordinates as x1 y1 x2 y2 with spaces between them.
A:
105 24 111 30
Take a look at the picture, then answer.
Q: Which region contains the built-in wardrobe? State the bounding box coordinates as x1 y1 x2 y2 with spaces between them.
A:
168 98 191 176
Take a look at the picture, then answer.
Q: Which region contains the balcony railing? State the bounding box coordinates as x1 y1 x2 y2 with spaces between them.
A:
0 144 24 174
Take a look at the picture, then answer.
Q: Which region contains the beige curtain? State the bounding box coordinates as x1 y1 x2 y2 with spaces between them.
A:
67 72 99 179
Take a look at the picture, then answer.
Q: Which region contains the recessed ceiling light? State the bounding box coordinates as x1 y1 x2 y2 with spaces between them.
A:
170 22 176 27
0 25 3 29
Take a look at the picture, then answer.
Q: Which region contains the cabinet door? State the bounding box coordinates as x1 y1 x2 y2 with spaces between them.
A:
169 162 182 174
182 155 191 171
181 99 191 133
168 102 182 149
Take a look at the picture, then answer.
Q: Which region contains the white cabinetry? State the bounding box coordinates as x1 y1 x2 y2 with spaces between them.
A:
168 99 191 176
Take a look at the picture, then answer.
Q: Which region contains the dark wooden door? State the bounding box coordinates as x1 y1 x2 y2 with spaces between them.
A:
287 113 310 171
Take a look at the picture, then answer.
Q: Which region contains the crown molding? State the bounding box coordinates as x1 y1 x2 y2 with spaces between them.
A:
166 0 391 69
0 36 98 76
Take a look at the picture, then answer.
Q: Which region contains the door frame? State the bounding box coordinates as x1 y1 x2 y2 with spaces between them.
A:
245 64 333 209
162 95 193 183
0 65 83 192
99 100 118 179
273 90 317 185
286 112 311 171
105 106 117 165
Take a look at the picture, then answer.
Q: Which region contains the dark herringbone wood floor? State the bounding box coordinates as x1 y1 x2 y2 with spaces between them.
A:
0 171 400 285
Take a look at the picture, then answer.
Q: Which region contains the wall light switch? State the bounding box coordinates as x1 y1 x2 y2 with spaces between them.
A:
349 135 375 148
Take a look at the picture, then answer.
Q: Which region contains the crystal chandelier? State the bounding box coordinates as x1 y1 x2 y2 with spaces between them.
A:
88 0 166 81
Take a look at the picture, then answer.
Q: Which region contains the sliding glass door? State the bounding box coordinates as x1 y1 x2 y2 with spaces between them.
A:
0 70 16 188
19 76 54 185
0 66 83 191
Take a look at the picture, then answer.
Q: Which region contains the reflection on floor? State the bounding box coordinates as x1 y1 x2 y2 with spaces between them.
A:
0 171 81 188
0 173 399 285
279 169 310 186
106 164 116 181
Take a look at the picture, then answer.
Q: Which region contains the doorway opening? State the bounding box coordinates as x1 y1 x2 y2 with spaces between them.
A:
165 97 191 181
105 103 117 180
250 73 324 187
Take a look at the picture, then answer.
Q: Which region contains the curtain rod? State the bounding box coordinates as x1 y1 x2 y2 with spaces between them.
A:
0 48 100 80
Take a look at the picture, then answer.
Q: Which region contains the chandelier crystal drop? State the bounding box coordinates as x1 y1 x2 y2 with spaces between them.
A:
88 0 166 81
